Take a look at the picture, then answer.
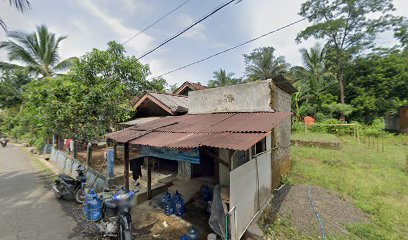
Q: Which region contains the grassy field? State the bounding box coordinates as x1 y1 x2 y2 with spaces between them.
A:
291 132 340 142
272 133 408 240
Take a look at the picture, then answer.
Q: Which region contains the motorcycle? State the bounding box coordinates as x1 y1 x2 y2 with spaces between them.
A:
0 138 8 147
52 165 87 204
97 187 135 240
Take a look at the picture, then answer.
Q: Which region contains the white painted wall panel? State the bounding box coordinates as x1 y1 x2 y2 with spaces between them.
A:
230 151 272 240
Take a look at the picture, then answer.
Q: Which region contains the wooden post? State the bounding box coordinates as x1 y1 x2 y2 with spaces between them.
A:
146 157 152 200
87 142 93 167
357 126 360 142
72 137 77 159
113 141 118 162
382 138 385 153
124 142 130 192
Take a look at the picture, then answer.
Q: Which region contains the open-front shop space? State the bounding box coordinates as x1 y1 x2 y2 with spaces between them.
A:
107 111 292 239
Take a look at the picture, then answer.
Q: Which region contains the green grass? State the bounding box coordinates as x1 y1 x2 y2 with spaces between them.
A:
291 132 339 142
31 158 58 182
280 134 408 240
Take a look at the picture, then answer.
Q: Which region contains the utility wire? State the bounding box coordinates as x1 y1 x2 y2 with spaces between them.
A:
138 0 241 60
121 0 193 45
148 18 307 80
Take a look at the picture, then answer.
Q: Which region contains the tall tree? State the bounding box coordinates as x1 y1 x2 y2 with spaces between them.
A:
208 69 241 88
244 47 289 81
0 0 31 30
297 0 398 120
346 49 408 122
0 69 32 108
394 18 408 50
58 41 164 142
290 44 336 118
0 25 76 77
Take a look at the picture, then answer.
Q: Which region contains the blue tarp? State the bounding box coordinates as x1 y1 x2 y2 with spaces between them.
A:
141 146 200 164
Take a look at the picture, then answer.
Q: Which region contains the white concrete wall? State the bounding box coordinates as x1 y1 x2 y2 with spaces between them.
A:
275 86 292 112
188 80 275 114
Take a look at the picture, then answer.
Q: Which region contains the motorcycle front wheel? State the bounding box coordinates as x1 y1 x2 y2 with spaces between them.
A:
74 188 85 204
119 224 132 240
54 183 63 199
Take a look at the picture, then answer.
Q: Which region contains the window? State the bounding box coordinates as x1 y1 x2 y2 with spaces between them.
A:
252 137 266 156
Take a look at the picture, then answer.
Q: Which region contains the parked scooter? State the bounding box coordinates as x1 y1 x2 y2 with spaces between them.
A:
0 138 8 148
97 187 135 240
52 165 87 204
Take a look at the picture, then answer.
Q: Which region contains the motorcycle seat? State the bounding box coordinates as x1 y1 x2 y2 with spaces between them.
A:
59 174 75 183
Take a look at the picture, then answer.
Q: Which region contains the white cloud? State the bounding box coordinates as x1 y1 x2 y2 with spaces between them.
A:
176 14 206 40
77 0 155 55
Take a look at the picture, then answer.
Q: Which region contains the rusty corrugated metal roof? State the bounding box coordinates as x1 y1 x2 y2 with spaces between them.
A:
107 112 291 150
129 132 269 150
106 129 148 143
132 112 290 133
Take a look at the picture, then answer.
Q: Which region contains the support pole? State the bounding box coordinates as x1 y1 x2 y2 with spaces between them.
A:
72 137 77 159
124 142 130 192
87 142 93 167
147 157 152 200
113 141 118 162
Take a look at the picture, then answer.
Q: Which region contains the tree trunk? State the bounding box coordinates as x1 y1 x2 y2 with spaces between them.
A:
338 63 346 121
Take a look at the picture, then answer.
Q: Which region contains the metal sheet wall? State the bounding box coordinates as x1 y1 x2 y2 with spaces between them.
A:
229 151 272 240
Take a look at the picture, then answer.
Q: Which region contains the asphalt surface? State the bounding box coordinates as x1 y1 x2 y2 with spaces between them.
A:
0 144 87 240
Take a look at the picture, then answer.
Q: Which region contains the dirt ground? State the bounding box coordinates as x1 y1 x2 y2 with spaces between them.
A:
260 185 369 238
131 193 213 240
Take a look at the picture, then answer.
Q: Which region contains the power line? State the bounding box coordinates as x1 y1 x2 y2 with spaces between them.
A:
148 18 307 80
121 0 193 45
137 0 241 60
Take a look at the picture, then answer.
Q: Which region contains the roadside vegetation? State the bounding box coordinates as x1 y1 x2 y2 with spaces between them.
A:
262 130 408 240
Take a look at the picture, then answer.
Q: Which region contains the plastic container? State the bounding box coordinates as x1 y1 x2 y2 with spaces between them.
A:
186 226 199 240
164 193 174 216
161 191 172 209
173 191 185 217
180 235 190 240
83 189 102 221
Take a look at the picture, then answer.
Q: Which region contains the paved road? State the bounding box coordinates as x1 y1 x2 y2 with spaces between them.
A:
0 145 83 240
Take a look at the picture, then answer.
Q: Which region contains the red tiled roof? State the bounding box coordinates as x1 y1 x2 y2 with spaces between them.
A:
107 112 291 150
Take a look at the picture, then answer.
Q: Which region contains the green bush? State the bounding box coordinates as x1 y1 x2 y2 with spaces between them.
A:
362 119 387 137
292 121 305 132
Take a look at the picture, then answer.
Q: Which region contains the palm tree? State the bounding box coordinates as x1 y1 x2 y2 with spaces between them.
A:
1 0 31 30
244 47 289 81
208 69 241 88
290 43 336 117
0 25 76 78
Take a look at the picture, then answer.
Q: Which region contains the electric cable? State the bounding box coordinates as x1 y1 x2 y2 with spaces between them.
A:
147 18 307 80
137 0 241 60
122 0 193 45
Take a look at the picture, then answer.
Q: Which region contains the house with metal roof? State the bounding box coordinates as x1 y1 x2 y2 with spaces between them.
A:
119 92 188 128
120 81 205 127
107 76 296 240
173 81 207 96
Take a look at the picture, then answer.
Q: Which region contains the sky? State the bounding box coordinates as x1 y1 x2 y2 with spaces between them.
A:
1 0 407 87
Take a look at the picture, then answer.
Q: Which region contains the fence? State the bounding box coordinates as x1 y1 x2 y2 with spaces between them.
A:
49 148 107 192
